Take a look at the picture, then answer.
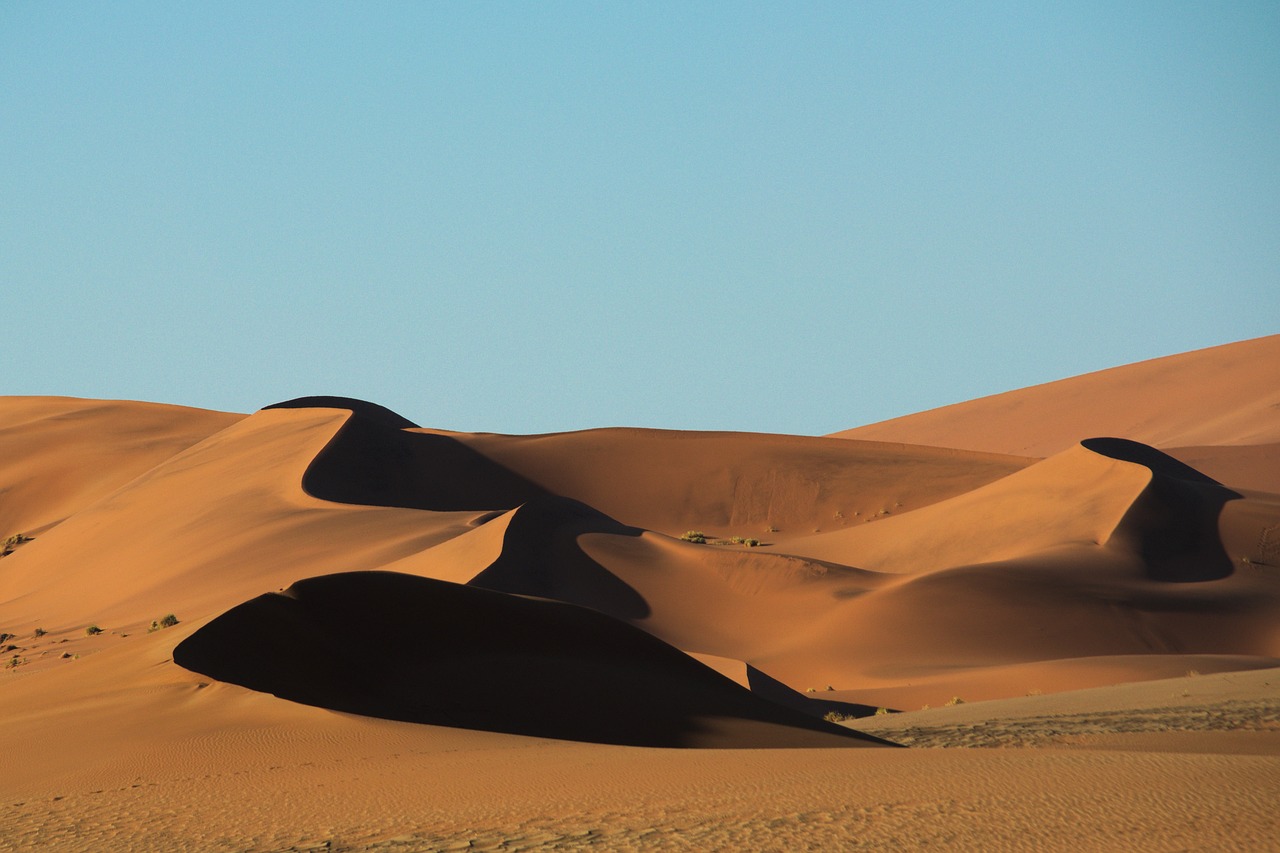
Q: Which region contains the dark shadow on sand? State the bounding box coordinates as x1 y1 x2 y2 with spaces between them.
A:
1084 438 1243 582
174 572 895 749
264 397 548 512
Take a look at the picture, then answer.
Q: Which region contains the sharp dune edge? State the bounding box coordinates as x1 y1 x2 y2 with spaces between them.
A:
2 338 1279 850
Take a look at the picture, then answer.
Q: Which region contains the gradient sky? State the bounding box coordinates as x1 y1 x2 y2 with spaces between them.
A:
3 2 1277 435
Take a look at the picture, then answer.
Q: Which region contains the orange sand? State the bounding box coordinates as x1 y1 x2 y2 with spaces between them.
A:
2 337 1278 850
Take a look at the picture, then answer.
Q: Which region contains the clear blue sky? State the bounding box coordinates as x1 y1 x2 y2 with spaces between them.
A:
3 2 1277 434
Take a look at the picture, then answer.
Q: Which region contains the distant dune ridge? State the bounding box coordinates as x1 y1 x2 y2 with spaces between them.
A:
830 333 1280 491
2 336 1278 849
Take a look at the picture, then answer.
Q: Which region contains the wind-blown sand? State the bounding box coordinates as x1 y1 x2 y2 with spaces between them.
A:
2 337 1278 850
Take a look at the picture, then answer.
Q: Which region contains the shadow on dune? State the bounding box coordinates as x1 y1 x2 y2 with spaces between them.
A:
1084 438 1242 582
266 398 655 618
173 572 892 749
469 496 651 620
264 397 548 512
264 396 422 429
745 666 881 719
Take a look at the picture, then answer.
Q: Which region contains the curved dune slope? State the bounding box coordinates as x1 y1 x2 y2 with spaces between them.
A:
381 494 884 674
830 334 1280 458
265 396 420 429
778 438 1249 579
173 571 889 749
466 496 651 619
744 440 1280 701
0 405 488 628
777 440 1154 573
0 396 243 538
430 427 1032 540
1089 438 1240 582
275 398 548 512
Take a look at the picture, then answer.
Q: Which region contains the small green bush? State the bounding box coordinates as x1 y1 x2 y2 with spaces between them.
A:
85 624 103 636
945 696 964 706
33 627 46 638
874 707 890 716
679 530 706 544
823 711 852 723
148 614 180 632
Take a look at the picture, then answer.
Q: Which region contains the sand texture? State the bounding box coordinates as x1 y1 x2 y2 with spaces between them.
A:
3 339 1279 850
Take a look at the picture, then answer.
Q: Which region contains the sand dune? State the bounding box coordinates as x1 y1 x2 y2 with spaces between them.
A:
269 396 549 512
831 334 1280 458
1165 442 1280 495
174 570 884 749
0 405 478 629
430 426 1032 540
776 437 1249 579
3 338 1278 849
0 396 242 538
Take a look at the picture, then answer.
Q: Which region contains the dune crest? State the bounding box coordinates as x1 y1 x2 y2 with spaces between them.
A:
775 440 1155 573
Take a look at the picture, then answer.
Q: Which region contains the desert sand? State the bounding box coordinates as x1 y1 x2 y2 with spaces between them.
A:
2 338 1278 851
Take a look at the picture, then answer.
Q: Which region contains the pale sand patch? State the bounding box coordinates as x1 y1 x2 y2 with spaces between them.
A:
851 667 1280 750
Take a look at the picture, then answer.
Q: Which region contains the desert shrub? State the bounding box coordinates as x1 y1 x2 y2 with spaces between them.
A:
874 707 890 716
85 624 103 636
764 524 778 533
679 530 706 544
5 655 22 669
33 627 46 638
743 538 760 547
1 533 32 557
823 711 852 723
0 633 12 644
945 696 965 706
149 614 180 632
